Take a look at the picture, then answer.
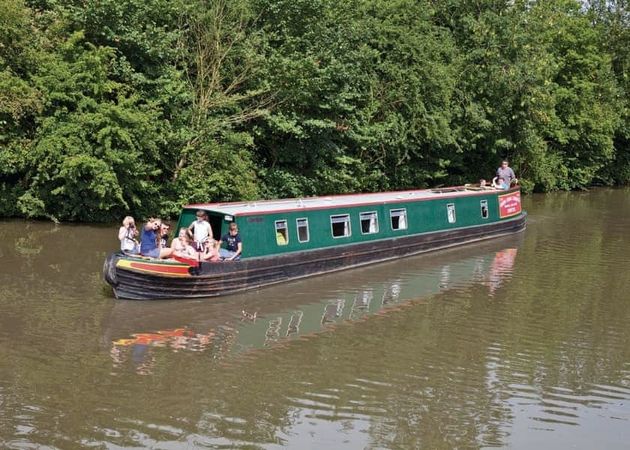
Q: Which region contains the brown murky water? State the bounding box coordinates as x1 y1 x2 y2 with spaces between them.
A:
1 189 630 449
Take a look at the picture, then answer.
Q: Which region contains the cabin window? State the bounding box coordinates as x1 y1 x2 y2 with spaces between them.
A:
480 200 489 219
447 204 456 223
360 211 379 234
297 218 310 243
275 220 288 245
330 214 351 238
390 208 407 231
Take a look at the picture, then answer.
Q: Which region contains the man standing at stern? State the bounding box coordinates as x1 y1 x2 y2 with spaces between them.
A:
496 160 517 186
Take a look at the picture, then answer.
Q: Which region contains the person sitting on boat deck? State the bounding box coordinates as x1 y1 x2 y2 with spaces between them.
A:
171 228 197 259
159 222 171 248
140 218 174 259
188 210 214 256
170 228 189 253
118 216 140 255
217 222 242 261
496 160 517 186
479 178 487 188
492 177 509 190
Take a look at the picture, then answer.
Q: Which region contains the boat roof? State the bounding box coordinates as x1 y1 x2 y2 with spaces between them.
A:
184 186 507 217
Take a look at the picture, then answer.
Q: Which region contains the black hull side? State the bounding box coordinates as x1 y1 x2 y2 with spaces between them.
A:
108 213 526 300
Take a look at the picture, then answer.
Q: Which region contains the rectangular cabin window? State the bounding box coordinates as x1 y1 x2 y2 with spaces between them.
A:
447 203 456 223
297 218 309 243
331 214 351 238
480 200 489 219
360 211 379 234
275 220 288 245
390 208 407 231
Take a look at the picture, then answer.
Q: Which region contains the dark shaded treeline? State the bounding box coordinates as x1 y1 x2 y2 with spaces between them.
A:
0 0 628 221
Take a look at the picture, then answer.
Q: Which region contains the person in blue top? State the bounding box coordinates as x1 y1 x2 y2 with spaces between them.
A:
492 177 509 190
217 222 242 261
140 218 174 259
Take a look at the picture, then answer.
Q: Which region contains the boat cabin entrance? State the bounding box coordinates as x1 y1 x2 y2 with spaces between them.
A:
207 213 223 239
175 208 227 240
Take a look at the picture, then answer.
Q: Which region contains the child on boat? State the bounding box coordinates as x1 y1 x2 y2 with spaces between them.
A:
218 222 242 261
171 228 197 258
492 177 509 190
189 210 217 260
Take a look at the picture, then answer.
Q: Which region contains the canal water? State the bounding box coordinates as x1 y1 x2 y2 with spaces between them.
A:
1 189 629 449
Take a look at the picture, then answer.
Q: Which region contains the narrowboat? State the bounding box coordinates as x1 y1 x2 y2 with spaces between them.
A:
103 186 526 300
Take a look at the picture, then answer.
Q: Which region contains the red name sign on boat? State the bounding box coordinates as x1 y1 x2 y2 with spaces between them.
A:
499 191 522 218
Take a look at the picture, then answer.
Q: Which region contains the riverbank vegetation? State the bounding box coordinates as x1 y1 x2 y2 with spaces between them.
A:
1 0 628 221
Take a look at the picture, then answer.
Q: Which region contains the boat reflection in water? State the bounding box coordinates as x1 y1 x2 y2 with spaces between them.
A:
107 238 520 374
110 326 237 375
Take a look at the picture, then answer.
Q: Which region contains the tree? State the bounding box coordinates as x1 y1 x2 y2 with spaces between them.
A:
20 33 165 221
252 0 460 197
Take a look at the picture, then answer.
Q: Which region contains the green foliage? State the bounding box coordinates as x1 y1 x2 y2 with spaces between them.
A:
0 0 628 221
253 0 460 194
172 133 258 205
15 32 167 221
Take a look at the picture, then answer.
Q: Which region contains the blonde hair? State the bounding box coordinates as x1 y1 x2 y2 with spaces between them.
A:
178 227 192 241
122 216 135 227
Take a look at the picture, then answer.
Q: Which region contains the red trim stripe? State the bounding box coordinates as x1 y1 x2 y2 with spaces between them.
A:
173 255 200 267
129 261 190 275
